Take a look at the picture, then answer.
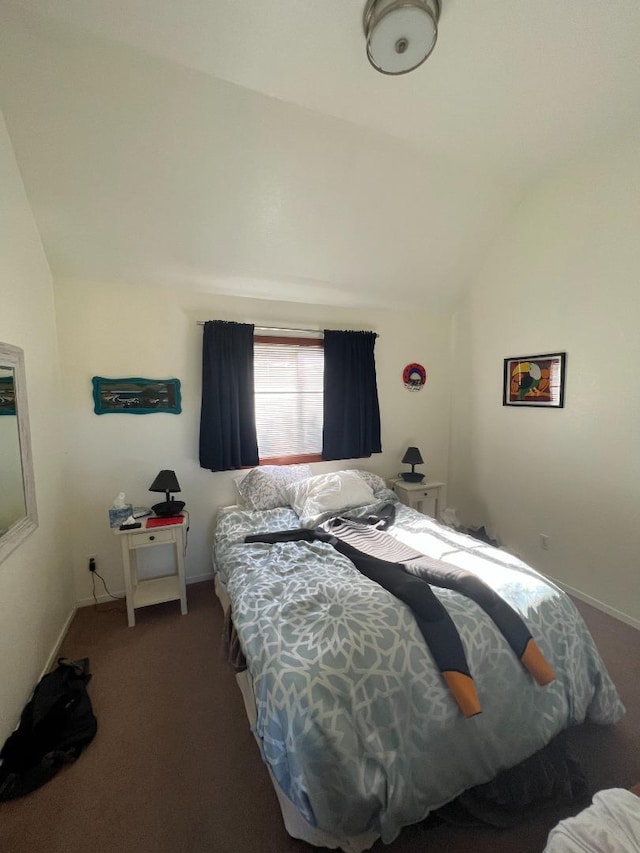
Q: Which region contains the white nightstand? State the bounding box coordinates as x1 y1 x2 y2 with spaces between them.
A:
115 518 187 627
392 479 446 520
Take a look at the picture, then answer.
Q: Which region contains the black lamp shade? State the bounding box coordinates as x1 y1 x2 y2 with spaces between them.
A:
401 447 424 466
149 470 181 495
149 470 185 517
401 446 425 482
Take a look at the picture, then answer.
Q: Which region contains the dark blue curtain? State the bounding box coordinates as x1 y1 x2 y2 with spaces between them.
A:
199 321 259 471
322 330 381 461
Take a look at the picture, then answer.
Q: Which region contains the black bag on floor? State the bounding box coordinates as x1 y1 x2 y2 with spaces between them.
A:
0 657 97 801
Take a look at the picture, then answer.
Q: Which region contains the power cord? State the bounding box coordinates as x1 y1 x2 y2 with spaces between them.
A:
182 509 190 553
90 563 125 610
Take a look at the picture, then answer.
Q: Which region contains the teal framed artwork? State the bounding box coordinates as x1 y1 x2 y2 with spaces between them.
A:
92 377 182 415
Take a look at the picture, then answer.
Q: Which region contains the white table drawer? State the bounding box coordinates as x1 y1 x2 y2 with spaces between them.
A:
413 488 436 499
128 528 176 548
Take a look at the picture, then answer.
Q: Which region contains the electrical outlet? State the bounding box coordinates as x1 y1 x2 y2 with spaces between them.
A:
87 554 97 572
539 534 549 550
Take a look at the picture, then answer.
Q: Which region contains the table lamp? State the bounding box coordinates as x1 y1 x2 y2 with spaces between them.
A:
400 447 424 482
149 469 185 517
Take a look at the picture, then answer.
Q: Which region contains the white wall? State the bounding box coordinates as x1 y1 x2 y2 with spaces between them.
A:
54 280 451 605
0 112 74 743
449 125 640 626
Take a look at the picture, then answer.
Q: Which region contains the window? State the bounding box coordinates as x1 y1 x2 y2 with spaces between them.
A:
199 322 380 472
254 336 324 464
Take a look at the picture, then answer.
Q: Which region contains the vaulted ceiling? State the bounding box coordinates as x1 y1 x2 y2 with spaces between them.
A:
1 1 639 309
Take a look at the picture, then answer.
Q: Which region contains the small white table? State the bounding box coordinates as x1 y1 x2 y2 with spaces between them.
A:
391 479 446 520
115 518 187 627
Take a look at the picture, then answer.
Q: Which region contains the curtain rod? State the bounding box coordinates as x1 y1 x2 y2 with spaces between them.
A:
196 322 377 337
196 321 322 336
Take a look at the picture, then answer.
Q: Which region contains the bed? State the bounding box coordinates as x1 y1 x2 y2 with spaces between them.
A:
543 786 640 852
212 468 624 851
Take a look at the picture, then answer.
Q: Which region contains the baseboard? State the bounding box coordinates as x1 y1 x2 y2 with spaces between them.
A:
76 590 125 608
187 570 215 585
547 573 640 632
76 570 215 609
40 603 78 678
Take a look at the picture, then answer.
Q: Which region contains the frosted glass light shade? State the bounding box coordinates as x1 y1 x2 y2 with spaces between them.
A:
363 0 440 75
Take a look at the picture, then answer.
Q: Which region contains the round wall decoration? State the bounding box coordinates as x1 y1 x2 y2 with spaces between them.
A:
403 363 427 391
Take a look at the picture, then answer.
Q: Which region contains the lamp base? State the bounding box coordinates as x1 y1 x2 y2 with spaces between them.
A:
401 472 424 483
152 500 185 518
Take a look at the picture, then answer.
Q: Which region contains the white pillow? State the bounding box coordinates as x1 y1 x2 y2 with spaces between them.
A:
236 464 313 511
344 469 387 495
285 471 375 528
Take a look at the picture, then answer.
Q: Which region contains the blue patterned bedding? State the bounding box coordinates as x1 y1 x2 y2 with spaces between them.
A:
213 491 624 845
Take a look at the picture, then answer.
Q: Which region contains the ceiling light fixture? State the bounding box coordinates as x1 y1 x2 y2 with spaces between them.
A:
363 0 440 75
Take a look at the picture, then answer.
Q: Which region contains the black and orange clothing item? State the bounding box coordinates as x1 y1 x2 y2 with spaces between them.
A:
245 509 554 718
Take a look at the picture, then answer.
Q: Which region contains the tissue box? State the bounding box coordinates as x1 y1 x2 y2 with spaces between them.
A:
109 505 133 528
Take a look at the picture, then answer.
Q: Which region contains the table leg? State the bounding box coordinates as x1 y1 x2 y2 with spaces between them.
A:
121 537 135 627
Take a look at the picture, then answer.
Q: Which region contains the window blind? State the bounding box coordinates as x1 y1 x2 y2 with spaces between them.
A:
254 339 323 461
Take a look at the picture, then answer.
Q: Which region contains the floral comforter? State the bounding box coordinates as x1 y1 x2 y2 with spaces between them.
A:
213 492 624 845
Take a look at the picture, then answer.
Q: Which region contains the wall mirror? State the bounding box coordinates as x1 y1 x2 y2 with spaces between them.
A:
0 342 38 564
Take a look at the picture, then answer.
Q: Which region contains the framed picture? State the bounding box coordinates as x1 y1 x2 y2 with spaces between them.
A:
92 376 182 415
0 374 16 415
503 352 566 408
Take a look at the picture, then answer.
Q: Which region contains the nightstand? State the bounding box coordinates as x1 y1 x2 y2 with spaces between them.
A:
115 518 187 627
392 479 446 520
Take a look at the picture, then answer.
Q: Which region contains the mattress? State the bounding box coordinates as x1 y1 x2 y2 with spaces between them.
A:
213 490 624 849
